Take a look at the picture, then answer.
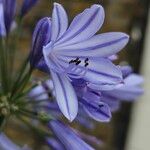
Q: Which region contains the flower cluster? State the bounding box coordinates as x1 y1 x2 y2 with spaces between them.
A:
0 1 143 150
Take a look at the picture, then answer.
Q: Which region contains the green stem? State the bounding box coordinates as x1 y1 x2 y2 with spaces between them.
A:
17 115 52 137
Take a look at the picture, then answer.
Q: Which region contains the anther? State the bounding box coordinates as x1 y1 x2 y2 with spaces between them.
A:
69 60 74 64
85 58 89 63
75 60 81 65
85 62 89 67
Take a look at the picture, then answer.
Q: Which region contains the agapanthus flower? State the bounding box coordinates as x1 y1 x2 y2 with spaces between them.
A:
31 3 129 121
20 0 39 18
1 0 16 34
0 133 31 150
48 120 94 150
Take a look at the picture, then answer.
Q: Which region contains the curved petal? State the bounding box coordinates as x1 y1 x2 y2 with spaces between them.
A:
120 65 133 78
80 99 111 122
49 120 94 150
51 70 78 121
55 4 104 46
55 32 129 57
51 3 68 42
103 74 144 100
124 73 144 86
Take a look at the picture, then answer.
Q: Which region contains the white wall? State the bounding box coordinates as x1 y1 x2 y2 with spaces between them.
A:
125 8 150 150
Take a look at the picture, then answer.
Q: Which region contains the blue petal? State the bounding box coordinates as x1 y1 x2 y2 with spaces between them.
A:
46 138 65 150
55 32 129 57
0 133 27 150
80 98 111 122
101 94 121 112
103 74 144 100
20 0 38 17
49 120 94 150
30 17 51 67
0 2 6 36
51 3 68 42
2 0 16 34
120 65 133 78
55 4 104 46
51 70 78 121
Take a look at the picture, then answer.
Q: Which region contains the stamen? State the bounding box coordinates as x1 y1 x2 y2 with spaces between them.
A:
75 60 81 65
85 62 89 67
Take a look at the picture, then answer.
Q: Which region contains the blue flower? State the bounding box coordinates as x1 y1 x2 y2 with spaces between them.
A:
39 3 129 121
1 0 16 34
30 17 51 68
0 1 6 37
48 120 94 150
0 133 31 150
20 0 39 17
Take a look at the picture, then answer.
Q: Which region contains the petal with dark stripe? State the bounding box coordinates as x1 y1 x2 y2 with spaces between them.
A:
55 4 104 46
51 70 78 121
49 120 94 150
51 3 68 42
80 98 111 122
56 32 129 57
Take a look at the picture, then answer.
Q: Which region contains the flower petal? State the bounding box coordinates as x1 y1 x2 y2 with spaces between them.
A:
0 2 6 36
49 120 94 150
103 74 144 100
56 32 129 57
80 98 111 122
101 94 121 112
51 3 68 42
46 138 65 150
0 133 23 150
51 70 78 121
55 4 104 46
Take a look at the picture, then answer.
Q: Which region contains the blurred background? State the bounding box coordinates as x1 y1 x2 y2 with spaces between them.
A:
6 0 150 150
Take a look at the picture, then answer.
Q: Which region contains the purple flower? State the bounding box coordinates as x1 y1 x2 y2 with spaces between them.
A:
0 1 6 36
0 133 31 150
30 17 51 68
40 3 129 121
1 0 16 34
48 120 94 150
20 0 38 17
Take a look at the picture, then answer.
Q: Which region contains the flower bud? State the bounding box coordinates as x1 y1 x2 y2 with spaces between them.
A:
2 0 16 34
0 1 6 37
30 17 51 68
20 0 38 18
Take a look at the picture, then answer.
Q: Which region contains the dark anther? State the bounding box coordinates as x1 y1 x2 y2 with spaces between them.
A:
69 57 81 64
76 60 81 65
85 62 89 67
85 58 89 63
75 57 80 62
69 60 74 64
